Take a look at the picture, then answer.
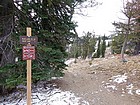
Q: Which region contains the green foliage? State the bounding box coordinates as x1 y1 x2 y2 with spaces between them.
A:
101 35 106 57
17 0 74 81
0 0 83 93
0 61 26 92
81 32 96 59
111 34 124 54
112 0 140 57
111 34 140 55
32 47 66 82
68 32 96 59
0 0 99 94
68 37 81 59
96 36 101 58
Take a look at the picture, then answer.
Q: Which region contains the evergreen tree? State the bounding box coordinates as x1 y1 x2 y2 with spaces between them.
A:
81 32 96 59
101 35 106 57
0 0 88 94
67 32 96 59
96 36 101 58
111 34 124 54
112 0 140 61
0 0 99 94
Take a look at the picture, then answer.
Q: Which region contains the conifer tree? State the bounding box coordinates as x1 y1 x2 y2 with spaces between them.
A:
0 0 98 94
101 35 106 57
0 0 78 93
96 36 101 58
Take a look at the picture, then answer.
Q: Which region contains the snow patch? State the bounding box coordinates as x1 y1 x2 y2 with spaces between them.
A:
111 74 127 84
1 88 89 105
126 83 134 95
135 89 140 95
103 73 140 96
106 85 117 90
90 64 99 68
65 58 75 65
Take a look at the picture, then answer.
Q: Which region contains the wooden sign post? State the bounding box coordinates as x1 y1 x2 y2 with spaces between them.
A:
20 27 38 105
26 27 32 105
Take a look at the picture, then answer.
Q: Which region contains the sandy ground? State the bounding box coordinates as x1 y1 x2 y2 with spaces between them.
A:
55 55 140 105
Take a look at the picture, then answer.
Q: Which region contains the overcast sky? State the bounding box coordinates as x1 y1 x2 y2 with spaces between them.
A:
73 0 125 36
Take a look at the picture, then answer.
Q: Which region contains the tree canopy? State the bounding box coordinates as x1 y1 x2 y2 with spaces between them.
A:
0 0 98 94
112 0 140 60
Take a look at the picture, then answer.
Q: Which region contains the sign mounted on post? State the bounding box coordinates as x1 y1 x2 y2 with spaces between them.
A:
20 27 38 105
20 36 38 45
22 46 35 60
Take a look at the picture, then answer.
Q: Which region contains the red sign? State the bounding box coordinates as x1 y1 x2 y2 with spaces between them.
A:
20 36 38 45
22 46 35 60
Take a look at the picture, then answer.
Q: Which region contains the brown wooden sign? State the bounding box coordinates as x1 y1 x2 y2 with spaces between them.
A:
22 46 35 60
20 36 38 45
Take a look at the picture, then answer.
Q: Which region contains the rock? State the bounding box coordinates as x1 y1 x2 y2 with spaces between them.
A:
16 84 27 91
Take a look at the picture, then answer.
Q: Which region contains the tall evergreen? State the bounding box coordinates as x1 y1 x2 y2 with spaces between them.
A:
96 36 101 58
81 32 96 59
0 0 99 94
101 35 106 57
112 0 140 60
0 0 83 94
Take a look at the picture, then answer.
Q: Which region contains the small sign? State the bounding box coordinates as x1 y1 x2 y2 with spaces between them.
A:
20 36 38 45
22 46 35 60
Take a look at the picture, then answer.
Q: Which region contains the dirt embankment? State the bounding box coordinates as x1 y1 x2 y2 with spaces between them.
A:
56 55 140 105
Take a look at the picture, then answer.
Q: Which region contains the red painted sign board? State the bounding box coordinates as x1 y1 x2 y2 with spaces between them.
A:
22 46 35 60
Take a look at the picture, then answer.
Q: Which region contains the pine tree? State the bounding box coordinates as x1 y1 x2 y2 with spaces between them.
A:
0 0 99 94
101 35 106 57
0 0 77 94
96 36 101 58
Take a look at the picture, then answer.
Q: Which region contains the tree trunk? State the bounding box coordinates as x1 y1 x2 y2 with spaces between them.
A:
120 13 131 62
0 0 15 66
121 34 128 61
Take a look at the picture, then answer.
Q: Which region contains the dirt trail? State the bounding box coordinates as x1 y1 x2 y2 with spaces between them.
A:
56 57 140 105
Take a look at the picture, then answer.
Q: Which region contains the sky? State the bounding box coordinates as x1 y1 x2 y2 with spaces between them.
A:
73 0 125 36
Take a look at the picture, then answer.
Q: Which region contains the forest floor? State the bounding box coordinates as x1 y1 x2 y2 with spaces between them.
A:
1 54 140 105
